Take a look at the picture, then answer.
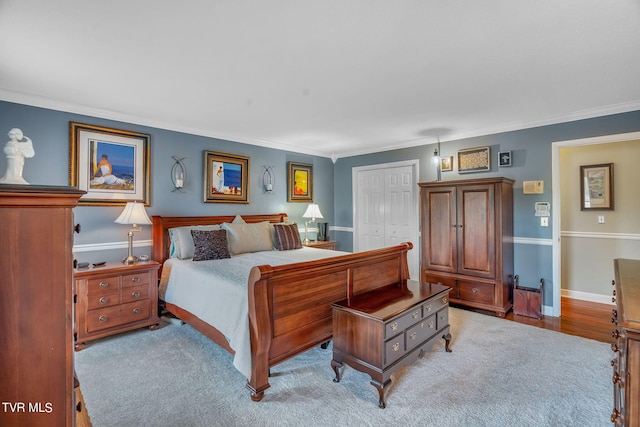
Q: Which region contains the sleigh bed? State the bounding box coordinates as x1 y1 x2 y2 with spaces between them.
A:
152 213 412 401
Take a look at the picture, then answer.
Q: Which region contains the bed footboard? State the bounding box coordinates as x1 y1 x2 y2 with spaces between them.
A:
245 242 412 401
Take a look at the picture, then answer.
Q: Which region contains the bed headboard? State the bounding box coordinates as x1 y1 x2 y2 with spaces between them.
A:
152 213 289 268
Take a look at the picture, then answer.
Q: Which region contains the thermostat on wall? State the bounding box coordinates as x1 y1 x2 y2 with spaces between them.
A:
523 180 544 194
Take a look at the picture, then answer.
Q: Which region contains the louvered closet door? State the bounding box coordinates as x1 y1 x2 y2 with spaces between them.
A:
457 184 495 278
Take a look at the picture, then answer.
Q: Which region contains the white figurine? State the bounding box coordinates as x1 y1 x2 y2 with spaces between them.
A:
0 128 35 185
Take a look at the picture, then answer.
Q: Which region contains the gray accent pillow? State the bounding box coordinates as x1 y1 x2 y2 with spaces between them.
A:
191 229 231 261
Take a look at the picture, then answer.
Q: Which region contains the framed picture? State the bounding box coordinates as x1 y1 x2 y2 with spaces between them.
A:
580 163 614 210
458 146 490 173
203 151 250 203
440 156 453 172
69 122 150 206
498 151 512 167
288 162 313 202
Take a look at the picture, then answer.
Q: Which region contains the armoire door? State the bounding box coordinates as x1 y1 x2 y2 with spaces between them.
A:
421 186 457 273
457 184 495 278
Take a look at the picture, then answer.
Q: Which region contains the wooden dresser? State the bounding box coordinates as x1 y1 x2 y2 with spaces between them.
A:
419 177 514 317
0 185 84 427
611 258 640 426
74 261 160 350
331 280 452 408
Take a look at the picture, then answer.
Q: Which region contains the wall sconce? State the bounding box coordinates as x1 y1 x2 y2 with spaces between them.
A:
114 201 152 264
263 165 274 193
171 155 187 192
432 142 441 182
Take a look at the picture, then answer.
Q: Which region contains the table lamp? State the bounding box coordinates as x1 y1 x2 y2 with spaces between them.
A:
302 203 323 244
115 201 152 264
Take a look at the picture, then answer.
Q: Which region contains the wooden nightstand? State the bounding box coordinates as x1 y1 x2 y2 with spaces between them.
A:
74 261 160 350
331 280 452 408
303 240 336 250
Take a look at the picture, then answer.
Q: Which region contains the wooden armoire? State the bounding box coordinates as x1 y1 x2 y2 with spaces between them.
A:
419 177 514 317
0 185 84 426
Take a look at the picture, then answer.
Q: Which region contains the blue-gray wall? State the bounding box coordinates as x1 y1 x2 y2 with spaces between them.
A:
2 99 640 307
0 101 334 262
333 110 640 306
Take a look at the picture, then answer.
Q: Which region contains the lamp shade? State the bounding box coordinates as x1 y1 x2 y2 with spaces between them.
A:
114 202 152 225
302 203 323 220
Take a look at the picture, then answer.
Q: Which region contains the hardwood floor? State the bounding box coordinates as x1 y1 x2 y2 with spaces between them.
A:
466 296 616 344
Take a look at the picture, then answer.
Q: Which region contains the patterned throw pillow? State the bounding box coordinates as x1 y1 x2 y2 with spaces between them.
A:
273 223 302 250
190 229 231 261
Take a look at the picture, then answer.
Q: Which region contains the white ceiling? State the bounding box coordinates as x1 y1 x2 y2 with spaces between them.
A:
1 1 639 160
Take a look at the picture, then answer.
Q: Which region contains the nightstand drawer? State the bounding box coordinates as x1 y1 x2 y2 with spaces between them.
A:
385 307 422 338
87 276 120 296
86 300 151 333
122 272 150 288
121 284 149 303
87 291 120 310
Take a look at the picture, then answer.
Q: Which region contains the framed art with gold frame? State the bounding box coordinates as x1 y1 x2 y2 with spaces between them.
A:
69 122 150 206
203 151 250 203
287 162 313 202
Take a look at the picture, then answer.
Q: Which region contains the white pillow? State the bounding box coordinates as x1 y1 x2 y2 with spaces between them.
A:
169 225 221 259
221 221 273 255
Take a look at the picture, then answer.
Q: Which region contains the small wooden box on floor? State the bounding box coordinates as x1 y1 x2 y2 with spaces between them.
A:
513 276 544 319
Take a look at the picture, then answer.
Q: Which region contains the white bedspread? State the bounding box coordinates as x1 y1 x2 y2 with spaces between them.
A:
159 247 348 380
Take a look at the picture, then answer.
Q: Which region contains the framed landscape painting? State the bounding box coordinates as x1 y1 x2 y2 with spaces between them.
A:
69 122 150 206
288 162 313 202
203 151 250 203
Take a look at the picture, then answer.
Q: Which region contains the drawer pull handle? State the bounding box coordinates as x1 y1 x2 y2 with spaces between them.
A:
131 291 141 298
611 344 619 353
472 288 479 295
390 322 398 331
429 321 434 329
99 282 109 288
131 277 141 283
412 311 419 319
99 297 109 304
410 332 417 340
392 343 400 352
99 316 107 322
426 304 432 312
440 313 446 320
442 297 448 304
133 308 141 314
420 321 425 328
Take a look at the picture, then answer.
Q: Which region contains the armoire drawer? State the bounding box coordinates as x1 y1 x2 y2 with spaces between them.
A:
458 281 495 305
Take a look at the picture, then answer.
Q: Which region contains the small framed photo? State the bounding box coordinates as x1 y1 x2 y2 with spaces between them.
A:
288 162 313 202
458 146 490 173
580 163 614 210
69 122 150 206
203 151 250 203
440 156 453 172
498 151 512 167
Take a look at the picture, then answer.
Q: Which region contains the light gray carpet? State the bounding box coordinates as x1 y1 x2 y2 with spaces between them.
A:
75 308 612 426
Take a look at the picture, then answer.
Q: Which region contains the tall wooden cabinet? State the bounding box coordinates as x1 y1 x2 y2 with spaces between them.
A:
419 177 514 317
0 185 84 427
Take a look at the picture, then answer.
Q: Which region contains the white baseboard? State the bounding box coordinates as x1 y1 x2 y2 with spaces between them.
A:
561 289 615 305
